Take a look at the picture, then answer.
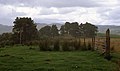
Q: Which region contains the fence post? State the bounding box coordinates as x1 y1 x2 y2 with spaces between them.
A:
105 28 111 60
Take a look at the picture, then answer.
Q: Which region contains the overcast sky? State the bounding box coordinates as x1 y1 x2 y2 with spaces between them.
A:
0 0 120 26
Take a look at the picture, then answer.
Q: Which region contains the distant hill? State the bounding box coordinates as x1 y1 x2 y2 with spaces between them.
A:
0 23 120 35
36 23 62 30
97 25 120 35
0 24 12 34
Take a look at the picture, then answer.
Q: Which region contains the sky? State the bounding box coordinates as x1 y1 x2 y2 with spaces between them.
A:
0 0 120 26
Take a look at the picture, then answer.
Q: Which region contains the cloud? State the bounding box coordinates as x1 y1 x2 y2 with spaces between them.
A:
0 0 120 25
34 18 64 24
0 0 100 8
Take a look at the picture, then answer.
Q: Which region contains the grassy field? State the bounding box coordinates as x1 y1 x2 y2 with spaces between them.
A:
96 33 120 52
0 46 119 71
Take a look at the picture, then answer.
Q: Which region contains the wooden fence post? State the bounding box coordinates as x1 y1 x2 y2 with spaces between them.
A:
105 28 111 60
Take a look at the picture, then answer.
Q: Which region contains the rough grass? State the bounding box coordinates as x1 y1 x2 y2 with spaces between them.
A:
0 46 119 71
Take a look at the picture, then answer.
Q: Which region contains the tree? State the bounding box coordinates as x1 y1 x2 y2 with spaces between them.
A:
39 25 52 38
82 22 98 38
69 22 80 37
60 22 80 37
60 25 65 35
51 25 59 37
64 22 71 34
13 17 38 44
0 32 13 47
80 22 98 50
0 33 13 41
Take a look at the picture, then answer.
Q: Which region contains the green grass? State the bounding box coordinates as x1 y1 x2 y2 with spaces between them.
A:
0 46 119 71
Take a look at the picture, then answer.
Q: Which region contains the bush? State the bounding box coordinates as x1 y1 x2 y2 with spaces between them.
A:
0 40 14 48
53 40 60 51
87 42 92 50
26 40 39 46
39 40 51 51
81 43 87 51
62 41 70 51
74 39 81 50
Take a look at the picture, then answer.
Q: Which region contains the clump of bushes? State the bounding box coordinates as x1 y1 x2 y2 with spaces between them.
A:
0 40 14 48
74 39 81 51
39 40 51 51
87 42 92 50
38 38 94 51
53 39 60 51
81 42 87 51
62 40 70 51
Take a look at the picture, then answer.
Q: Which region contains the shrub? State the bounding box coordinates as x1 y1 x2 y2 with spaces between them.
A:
62 40 70 51
0 40 14 48
39 40 51 51
26 40 39 46
74 39 81 51
53 40 60 51
81 42 87 51
87 42 92 50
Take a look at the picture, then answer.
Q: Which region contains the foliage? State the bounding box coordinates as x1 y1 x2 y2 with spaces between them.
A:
51 25 59 37
39 40 51 51
87 42 92 50
81 22 98 38
62 40 70 51
53 39 60 51
73 39 81 50
39 25 52 37
39 25 59 38
0 33 14 47
60 22 98 38
13 17 38 44
81 42 87 51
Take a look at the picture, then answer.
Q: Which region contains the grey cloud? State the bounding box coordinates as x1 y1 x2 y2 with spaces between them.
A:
0 17 13 25
109 8 120 20
39 7 56 15
58 7 77 14
0 5 26 25
0 0 100 8
99 7 120 25
34 18 64 24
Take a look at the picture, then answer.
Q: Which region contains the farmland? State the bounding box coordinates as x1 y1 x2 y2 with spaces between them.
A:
0 46 119 71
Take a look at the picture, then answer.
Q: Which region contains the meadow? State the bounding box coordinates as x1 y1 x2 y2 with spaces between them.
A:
0 46 119 71
96 33 120 52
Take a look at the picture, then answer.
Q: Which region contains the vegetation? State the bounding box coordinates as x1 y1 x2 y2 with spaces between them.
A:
13 17 38 44
0 17 120 70
0 46 119 71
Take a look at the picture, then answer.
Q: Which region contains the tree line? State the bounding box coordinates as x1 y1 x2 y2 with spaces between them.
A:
39 22 98 38
0 17 98 48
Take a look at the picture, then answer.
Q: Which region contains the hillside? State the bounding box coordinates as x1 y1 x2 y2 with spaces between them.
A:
97 25 120 35
0 24 12 34
36 23 62 30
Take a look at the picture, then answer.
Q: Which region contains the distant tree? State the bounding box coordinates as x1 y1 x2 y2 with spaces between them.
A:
60 25 65 35
79 23 86 46
80 22 98 50
60 22 80 37
0 32 13 46
0 33 12 41
51 25 59 37
69 22 80 37
64 22 71 34
39 25 52 38
82 22 98 38
13 17 38 44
